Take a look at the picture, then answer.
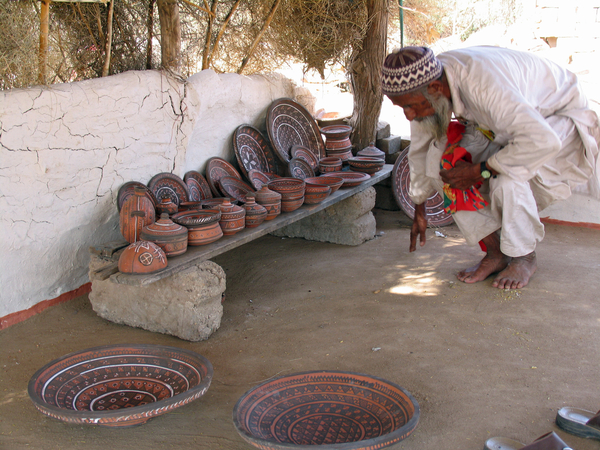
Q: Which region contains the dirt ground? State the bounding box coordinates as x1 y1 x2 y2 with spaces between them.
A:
1 208 599 450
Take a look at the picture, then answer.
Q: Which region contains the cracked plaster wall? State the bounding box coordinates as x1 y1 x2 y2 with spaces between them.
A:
0 69 295 318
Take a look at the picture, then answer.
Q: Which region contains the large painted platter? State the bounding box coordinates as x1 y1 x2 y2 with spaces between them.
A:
184 171 213 201
392 147 454 227
266 98 326 164
232 125 277 179
205 157 242 197
147 173 189 207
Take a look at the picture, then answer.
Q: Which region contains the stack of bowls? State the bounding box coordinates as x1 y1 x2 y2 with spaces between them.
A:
318 157 343 174
267 178 306 212
303 182 331 204
321 125 353 162
304 176 344 194
171 209 223 245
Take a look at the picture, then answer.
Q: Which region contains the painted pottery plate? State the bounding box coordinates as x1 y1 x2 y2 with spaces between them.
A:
288 157 315 180
205 157 242 197
247 169 279 191
28 344 213 427
266 98 326 164
322 171 371 187
147 173 189 207
232 125 275 179
117 181 157 212
392 147 454 227
233 370 419 450
219 176 256 204
184 171 213 201
290 145 319 171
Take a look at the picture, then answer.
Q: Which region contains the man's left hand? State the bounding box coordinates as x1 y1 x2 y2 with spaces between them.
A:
439 160 482 190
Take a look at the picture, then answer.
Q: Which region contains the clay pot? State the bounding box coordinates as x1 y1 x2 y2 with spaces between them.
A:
157 198 178 216
119 186 156 243
244 195 267 228
348 156 385 175
281 197 305 212
118 241 167 274
304 176 344 193
321 125 352 150
255 185 281 221
171 209 223 246
318 157 343 173
303 183 331 204
267 178 306 201
218 199 246 235
178 201 203 212
140 213 188 257
357 142 385 160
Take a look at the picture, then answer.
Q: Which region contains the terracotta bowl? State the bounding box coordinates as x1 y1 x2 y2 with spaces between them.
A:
28 344 213 427
322 171 371 188
171 209 223 245
268 178 306 200
348 156 385 175
318 157 343 173
233 370 419 450
304 176 344 193
303 185 331 204
280 197 304 212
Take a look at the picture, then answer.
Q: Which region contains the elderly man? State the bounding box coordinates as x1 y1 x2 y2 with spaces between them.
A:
382 46 600 289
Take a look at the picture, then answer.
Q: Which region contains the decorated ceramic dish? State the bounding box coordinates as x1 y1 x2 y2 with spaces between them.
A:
184 171 213 201
247 169 280 191
28 344 213 427
205 157 242 197
172 209 222 226
288 157 315 180
266 98 326 164
233 370 419 450
290 145 319 171
233 125 275 179
304 176 344 193
117 181 157 212
392 147 454 227
322 171 371 187
147 173 189 207
219 176 255 204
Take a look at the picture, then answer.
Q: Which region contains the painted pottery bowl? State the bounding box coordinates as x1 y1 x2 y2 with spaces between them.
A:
322 171 371 188
357 142 385 160
318 157 343 173
218 199 246 235
348 156 385 175
304 176 344 193
178 201 204 212
303 184 331 204
320 124 352 140
28 344 213 427
267 178 306 201
171 209 223 245
280 197 305 212
140 213 188 257
325 147 353 161
233 370 419 450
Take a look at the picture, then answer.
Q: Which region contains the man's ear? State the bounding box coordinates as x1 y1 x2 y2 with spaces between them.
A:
427 80 444 95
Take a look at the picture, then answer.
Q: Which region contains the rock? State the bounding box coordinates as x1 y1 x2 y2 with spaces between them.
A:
89 256 226 341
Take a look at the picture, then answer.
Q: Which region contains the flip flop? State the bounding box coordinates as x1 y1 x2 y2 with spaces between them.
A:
556 406 600 440
484 431 573 450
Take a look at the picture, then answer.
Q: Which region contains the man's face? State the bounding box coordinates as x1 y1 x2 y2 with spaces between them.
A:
388 89 452 140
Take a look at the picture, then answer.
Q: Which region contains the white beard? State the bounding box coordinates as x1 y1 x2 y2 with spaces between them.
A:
416 92 452 141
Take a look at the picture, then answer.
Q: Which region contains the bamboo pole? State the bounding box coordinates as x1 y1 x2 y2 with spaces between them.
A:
237 0 281 74
39 0 51 85
102 0 115 77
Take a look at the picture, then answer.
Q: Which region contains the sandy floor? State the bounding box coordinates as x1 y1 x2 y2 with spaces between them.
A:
1 209 599 449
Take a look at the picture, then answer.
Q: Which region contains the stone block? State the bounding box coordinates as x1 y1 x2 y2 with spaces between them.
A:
271 187 377 245
375 184 400 211
89 256 226 341
376 121 391 140
376 135 410 155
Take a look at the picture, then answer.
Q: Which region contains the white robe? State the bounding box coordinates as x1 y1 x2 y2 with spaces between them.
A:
407 46 600 256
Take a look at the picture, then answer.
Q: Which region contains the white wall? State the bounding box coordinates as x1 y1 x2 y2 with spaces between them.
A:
0 69 295 318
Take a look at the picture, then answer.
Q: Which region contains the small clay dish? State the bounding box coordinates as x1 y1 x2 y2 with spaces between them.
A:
348 156 385 175
322 171 371 187
303 184 331 204
318 157 343 173
267 178 306 201
304 176 344 193
172 209 222 226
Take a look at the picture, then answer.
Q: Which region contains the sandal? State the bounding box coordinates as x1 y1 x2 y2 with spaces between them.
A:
556 406 600 440
484 431 573 450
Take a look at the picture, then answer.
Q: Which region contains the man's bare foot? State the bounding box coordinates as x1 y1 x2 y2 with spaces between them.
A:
457 231 510 284
492 251 537 289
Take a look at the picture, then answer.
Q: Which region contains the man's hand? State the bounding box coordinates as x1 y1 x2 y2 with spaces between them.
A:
410 203 427 252
439 160 482 190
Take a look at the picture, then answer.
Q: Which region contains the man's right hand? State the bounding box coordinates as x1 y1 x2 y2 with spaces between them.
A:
410 203 427 252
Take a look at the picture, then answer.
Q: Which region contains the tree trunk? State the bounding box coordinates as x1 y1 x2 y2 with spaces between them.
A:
146 0 155 69
157 0 181 72
348 0 388 153
102 0 115 77
38 0 50 85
